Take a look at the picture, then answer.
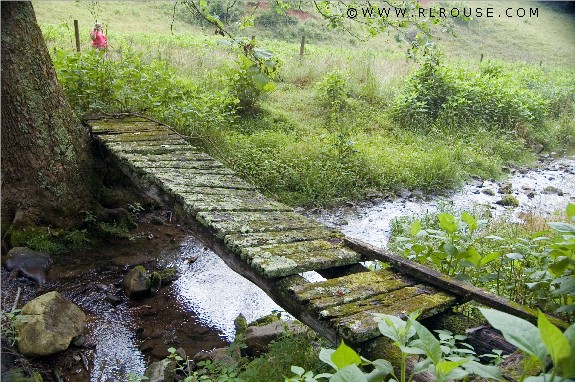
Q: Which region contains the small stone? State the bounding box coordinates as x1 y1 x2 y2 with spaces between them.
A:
543 186 563 196
144 359 176 382
123 265 151 298
106 293 123 306
496 195 519 207
244 321 308 356
72 335 86 347
147 234 154 240
411 190 424 199
151 216 164 225
396 188 411 198
527 191 535 199
5 247 52 285
482 189 495 196
498 182 513 194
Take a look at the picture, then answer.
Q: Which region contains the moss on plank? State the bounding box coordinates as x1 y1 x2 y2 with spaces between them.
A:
242 240 361 278
197 211 321 239
224 227 341 252
330 289 457 343
291 269 417 309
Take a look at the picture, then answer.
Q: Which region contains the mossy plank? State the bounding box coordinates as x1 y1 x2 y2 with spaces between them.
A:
290 269 418 310
196 211 322 239
224 227 342 252
329 289 457 343
130 160 225 170
106 141 190 152
157 174 257 191
97 132 184 143
248 244 361 278
146 166 236 177
182 197 292 215
117 151 213 162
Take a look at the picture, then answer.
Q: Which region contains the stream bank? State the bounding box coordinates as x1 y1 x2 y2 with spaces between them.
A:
304 155 575 248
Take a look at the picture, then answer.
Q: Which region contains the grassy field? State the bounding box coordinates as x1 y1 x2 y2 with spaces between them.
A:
35 1 575 206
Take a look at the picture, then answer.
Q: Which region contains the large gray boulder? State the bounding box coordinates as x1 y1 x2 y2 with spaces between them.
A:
15 291 86 356
4 247 52 285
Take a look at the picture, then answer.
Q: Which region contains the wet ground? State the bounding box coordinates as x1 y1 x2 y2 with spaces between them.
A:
1 214 284 381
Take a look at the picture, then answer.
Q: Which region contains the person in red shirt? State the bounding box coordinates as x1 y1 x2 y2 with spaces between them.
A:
90 23 107 49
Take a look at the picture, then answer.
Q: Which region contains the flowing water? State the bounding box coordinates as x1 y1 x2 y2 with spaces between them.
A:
305 156 575 248
4 156 573 381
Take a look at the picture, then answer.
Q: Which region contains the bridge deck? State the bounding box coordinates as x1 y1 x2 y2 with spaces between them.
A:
87 115 556 346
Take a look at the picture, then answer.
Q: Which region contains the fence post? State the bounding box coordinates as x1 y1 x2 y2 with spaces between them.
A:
480 53 483 62
74 20 81 52
300 35 305 57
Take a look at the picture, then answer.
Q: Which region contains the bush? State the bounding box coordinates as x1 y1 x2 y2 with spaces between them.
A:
391 53 562 136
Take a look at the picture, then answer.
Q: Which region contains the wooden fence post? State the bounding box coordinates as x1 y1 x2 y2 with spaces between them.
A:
74 20 81 52
300 35 305 57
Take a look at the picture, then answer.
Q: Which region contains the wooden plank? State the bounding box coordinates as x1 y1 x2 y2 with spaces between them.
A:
240 239 361 278
224 227 341 252
290 269 417 310
116 151 213 162
345 237 569 329
330 287 457 343
196 211 322 239
97 132 184 143
178 191 292 214
158 174 256 191
146 166 236 177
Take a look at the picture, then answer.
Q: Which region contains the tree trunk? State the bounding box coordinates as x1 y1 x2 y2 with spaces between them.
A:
1 2 97 230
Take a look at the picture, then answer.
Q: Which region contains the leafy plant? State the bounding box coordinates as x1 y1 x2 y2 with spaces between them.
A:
480 308 575 382
0 308 28 346
287 311 501 382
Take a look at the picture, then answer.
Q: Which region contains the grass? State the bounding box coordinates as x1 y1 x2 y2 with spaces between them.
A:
35 1 575 207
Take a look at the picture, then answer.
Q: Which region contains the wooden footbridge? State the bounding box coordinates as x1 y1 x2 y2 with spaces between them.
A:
87 115 560 351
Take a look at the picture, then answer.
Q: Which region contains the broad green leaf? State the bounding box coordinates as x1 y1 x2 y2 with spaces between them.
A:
330 364 368 382
374 314 415 343
461 212 477 233
551 276 575 295
458 245 481 266
561 323 575 378
252 72 270 88
291 365 305 376
408 318 442 364
539 311 571 370
567 203 575 220
319 348 337 370
435 359 467 375
548 257 571 277
548 222 575 234
524 375 551 382
479 252 501 267
371 359 393 375
411 220 422 236
331 341 361 370
412 358 432 375
438 213 458 234
479 308 547 363
463 360 504 380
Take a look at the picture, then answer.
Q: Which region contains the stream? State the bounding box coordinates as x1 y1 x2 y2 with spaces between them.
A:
3 156 573 381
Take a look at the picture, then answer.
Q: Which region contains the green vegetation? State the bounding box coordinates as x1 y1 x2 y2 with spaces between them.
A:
35 1 575 207
390 203 575 321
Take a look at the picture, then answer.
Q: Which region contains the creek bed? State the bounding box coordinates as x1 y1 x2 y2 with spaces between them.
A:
305 156 575 248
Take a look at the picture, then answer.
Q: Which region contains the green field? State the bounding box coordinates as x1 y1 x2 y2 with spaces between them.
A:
34 1 575 206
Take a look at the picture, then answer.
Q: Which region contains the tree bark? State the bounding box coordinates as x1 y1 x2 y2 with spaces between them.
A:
1 2 97 230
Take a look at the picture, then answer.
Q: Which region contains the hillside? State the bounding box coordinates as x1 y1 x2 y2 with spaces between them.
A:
33 1 575 66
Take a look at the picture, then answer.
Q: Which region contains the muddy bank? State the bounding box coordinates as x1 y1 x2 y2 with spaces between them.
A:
305 156 575 248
